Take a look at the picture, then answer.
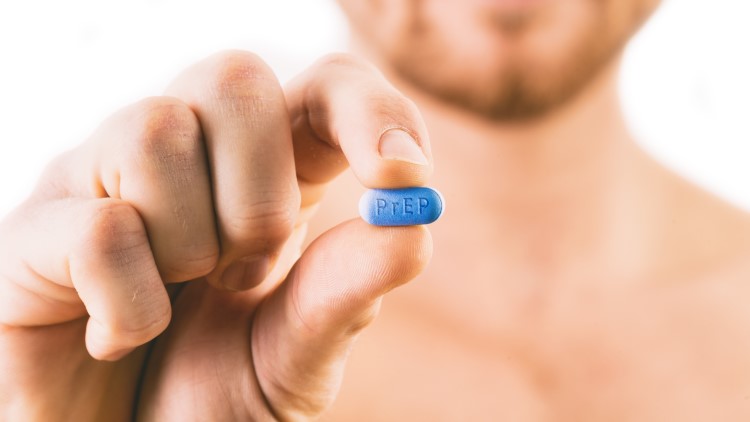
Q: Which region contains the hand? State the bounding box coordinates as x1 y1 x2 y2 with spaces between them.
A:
0 51 433 420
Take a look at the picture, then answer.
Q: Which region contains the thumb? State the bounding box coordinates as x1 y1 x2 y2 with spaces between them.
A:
252 218 432 420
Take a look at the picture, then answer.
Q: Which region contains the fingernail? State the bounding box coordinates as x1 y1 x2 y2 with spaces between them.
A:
221 256 269 291
378 129 428 165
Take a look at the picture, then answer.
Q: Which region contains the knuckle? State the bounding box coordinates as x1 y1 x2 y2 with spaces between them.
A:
208 50 279 104
164 245 220 281
401 97 422 120
257 370 325 419
367 89 420 125
77 200 147 258
312 55 421 126
128 97 202 168
101 303 171 346
135 96 199 139
313 52 371 74
120 304 171 340
225 195 298 248
344 302 381 336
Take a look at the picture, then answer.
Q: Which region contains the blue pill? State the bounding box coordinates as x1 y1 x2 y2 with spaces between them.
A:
359 187 444 226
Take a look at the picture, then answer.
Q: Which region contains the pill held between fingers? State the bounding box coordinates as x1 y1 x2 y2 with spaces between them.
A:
359 187 444 226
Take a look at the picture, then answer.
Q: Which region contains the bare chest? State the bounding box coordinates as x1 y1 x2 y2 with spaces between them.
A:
324 268 750 421
313 172 750 420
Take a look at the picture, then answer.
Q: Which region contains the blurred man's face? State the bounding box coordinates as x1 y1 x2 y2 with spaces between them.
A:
339 0 660 120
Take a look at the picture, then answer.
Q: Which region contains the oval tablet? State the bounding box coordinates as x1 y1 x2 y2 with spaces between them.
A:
359 187 444 226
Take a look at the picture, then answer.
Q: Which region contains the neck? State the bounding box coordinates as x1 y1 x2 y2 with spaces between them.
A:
403 55 632 198
374 53 660 281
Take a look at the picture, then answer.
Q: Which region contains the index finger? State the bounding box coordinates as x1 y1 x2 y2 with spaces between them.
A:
285 54 433 206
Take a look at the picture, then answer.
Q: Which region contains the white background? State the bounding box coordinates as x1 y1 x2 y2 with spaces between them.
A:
0 0 748 218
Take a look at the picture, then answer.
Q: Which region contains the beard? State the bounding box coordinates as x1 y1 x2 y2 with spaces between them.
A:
382 2 655 121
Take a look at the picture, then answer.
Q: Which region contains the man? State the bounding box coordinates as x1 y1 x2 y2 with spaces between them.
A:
2 0 750 420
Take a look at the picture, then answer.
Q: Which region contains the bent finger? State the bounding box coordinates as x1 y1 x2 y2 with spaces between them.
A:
165 50 300 291
84 96 219 283
0 197 171 361
286 53 433 208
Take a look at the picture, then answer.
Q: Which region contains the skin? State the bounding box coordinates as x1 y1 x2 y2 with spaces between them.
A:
320 0 750 420
2 0 750 421
0 53 433 421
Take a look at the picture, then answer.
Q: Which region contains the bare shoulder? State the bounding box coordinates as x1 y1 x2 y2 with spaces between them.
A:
655 163 750 282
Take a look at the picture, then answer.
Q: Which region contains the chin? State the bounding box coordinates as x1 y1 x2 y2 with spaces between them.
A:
344 0 660 121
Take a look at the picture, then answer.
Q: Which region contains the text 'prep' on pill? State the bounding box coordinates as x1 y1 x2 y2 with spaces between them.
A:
359 187 444 226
